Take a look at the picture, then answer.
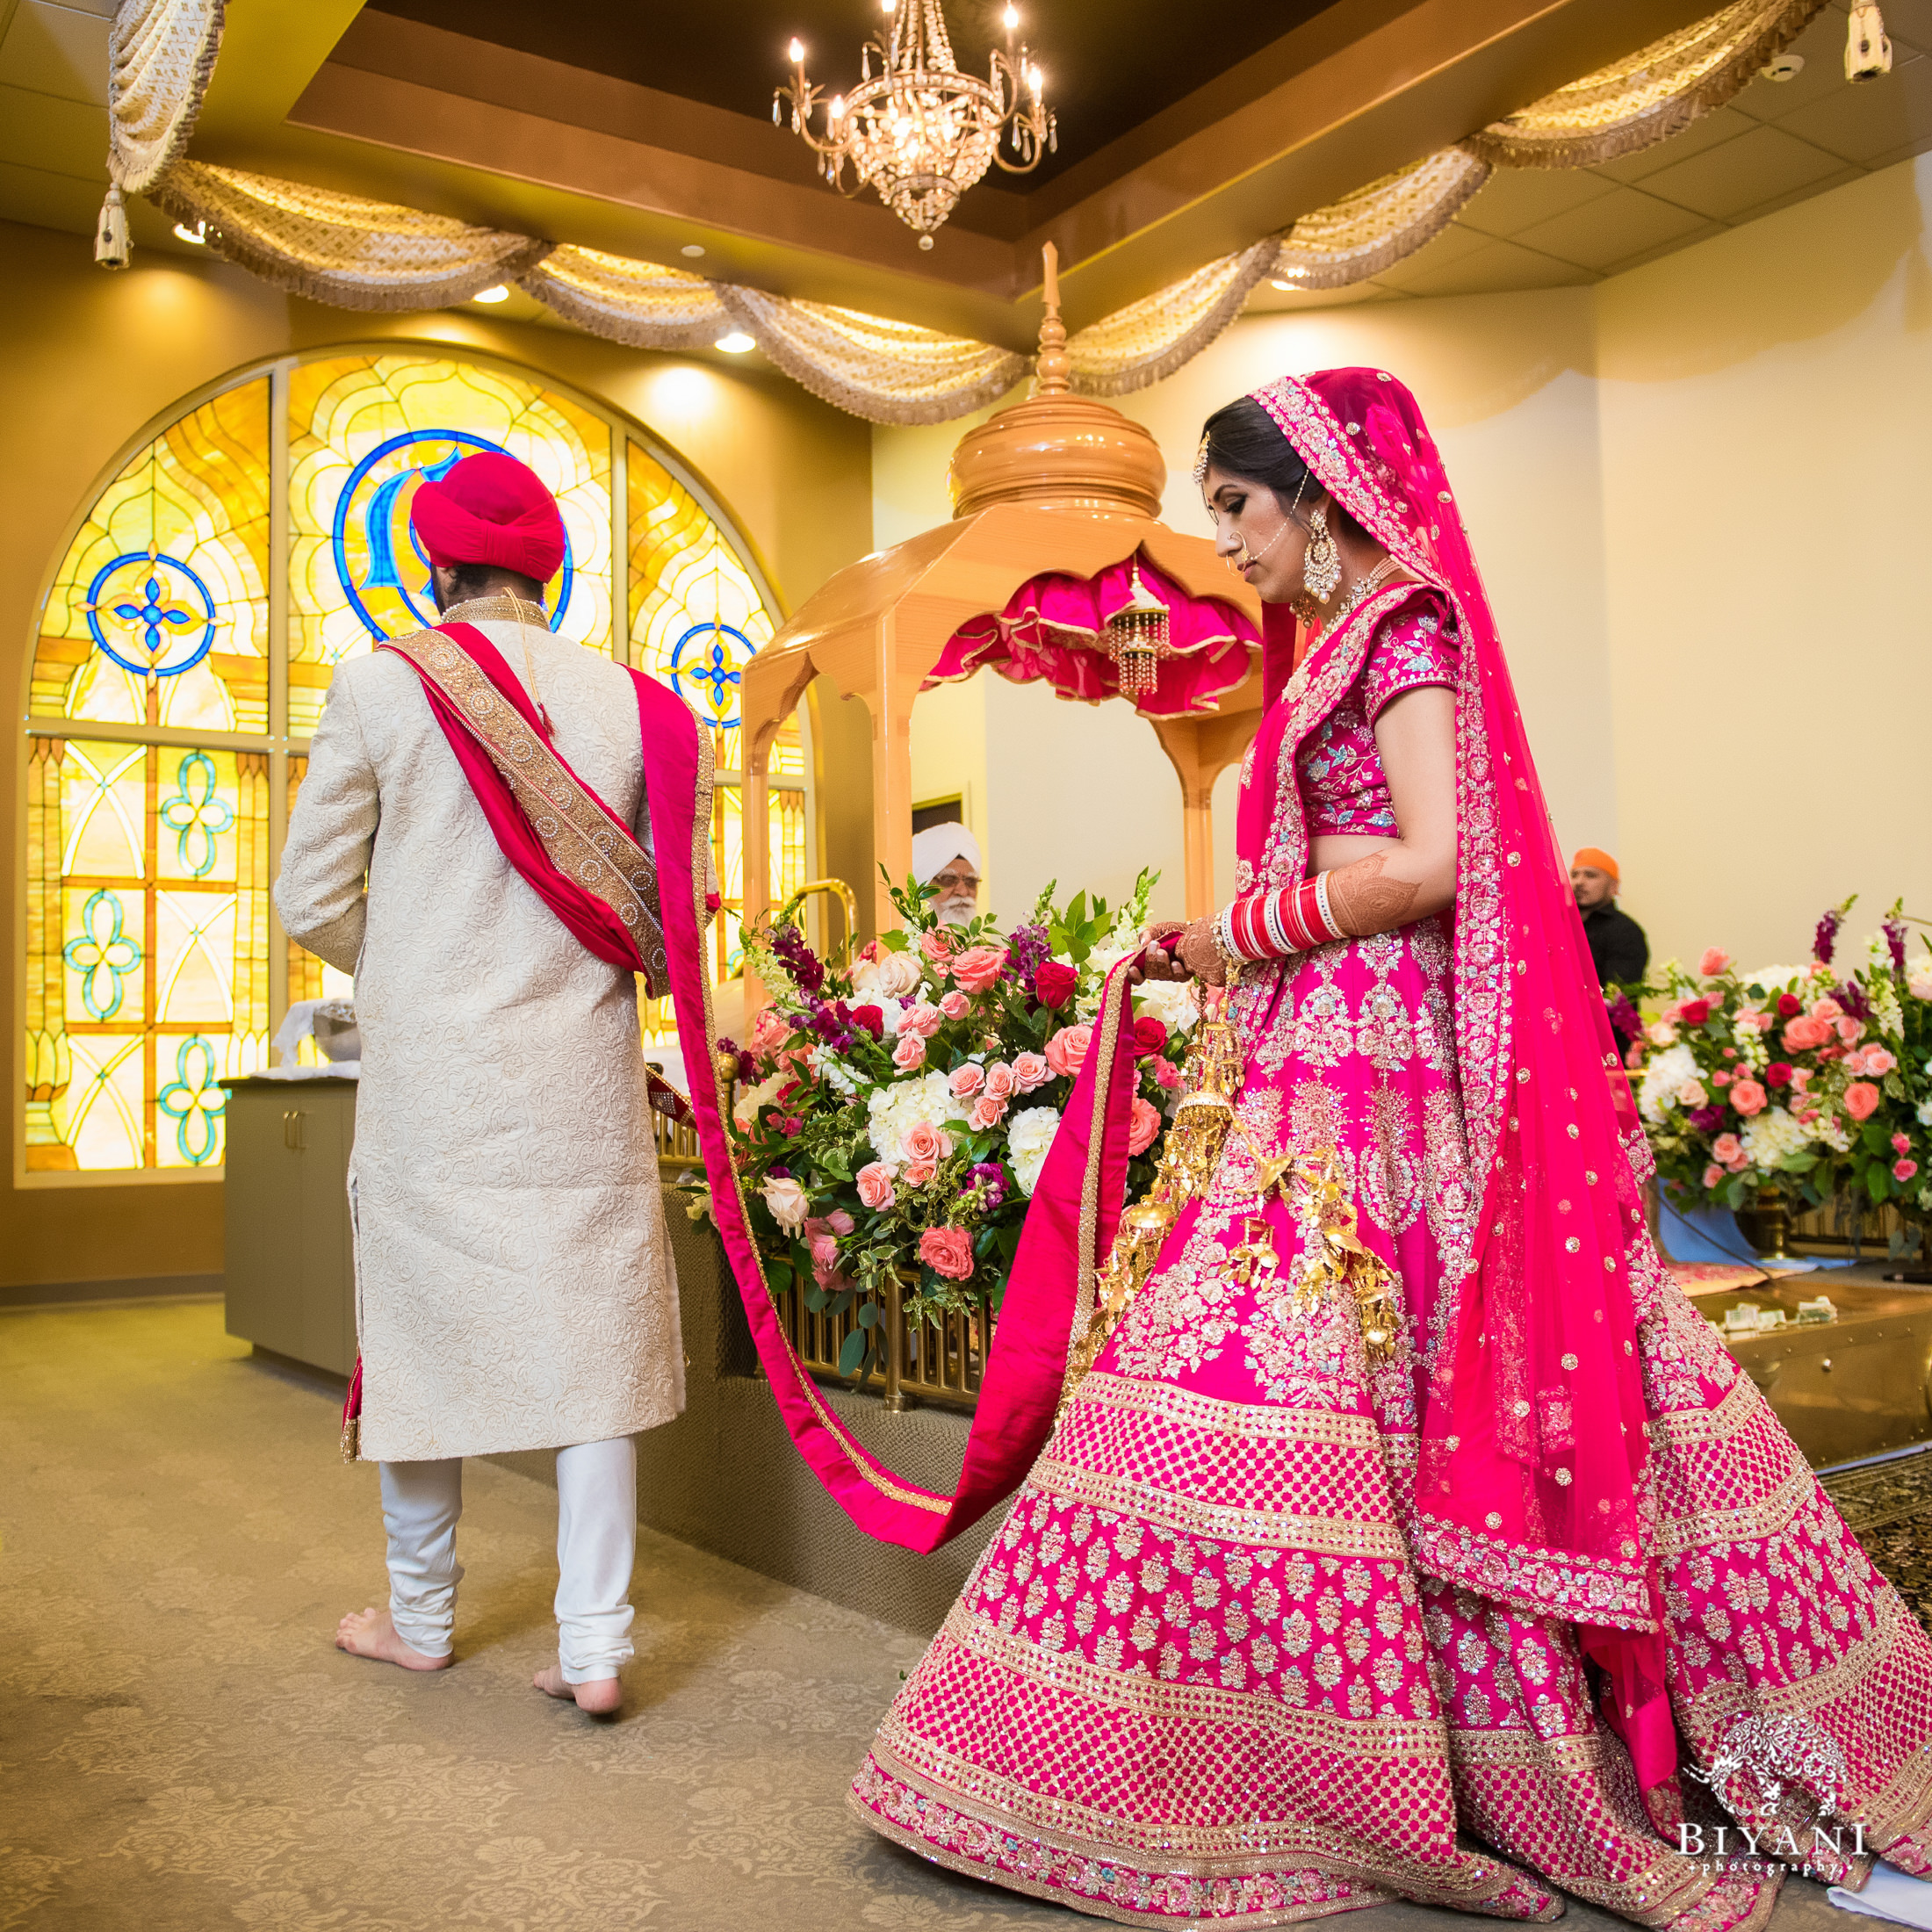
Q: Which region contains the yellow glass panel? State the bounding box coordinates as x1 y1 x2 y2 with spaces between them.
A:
288 354 613 732
34 379 270 733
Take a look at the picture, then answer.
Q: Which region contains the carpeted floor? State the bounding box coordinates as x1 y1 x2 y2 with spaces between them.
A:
0 1301 1907 1932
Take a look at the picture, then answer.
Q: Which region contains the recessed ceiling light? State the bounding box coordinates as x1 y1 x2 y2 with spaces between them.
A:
173 220 207 245
714 332 755 354
472 285 510 303
681 243 706 258
1760 52 1805 81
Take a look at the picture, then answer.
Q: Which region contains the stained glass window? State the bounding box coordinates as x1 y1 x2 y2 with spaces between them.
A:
25 352 789 1176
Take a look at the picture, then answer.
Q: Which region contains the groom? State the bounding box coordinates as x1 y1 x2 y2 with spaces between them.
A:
277 451 688 1715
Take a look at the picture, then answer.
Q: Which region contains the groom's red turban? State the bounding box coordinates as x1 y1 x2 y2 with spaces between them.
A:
410 451 566 581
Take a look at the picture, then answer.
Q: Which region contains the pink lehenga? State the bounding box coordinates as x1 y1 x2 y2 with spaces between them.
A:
850 370 1932 1928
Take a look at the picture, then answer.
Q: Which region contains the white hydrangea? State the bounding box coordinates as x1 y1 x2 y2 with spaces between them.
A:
1132 977 1200 1035
1006 1104 1062 1197
732 1070 789 1130
865 1069 968 1165
1638 1044 1698 1125
1741 963 1806 993
1917 1098 1932 1128
1740 1107 1812 1172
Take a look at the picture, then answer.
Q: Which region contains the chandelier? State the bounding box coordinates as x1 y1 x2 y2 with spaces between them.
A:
775 0 1056 248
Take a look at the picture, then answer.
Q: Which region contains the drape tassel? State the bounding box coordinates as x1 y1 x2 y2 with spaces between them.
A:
95 184 130 270
1848 4 1892 80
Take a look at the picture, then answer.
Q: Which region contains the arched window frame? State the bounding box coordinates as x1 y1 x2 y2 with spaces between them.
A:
18 343 802 1186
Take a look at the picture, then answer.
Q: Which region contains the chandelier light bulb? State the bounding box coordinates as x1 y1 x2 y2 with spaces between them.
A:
471 285 509 303
788 37 805 63
1003 4 1019 27
713 332 756 354
1028 64 1043 96
829 94 846 119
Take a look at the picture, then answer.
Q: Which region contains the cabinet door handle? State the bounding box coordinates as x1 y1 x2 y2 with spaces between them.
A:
284 1109 306 1150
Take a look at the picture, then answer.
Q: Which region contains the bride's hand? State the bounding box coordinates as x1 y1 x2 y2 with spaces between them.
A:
1130 921 1187 984
1175 918 1227 987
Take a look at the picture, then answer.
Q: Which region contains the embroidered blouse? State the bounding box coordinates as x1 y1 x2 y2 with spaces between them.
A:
1299 591 1458 838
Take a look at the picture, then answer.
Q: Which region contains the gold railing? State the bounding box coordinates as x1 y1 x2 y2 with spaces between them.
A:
652 1102 703 1178
1790 1197 1905 1258
774 1275 986 1411
794 876 858 955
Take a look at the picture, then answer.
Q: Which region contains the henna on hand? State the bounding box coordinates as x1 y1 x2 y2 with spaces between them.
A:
1325 851 1421 937
1176 917 1227 987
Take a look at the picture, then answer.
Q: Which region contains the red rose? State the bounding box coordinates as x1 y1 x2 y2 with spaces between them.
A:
1033 960 1078 1009
1764 1062 1792 1088
1777 993 1803 1017
1677 998 1711 1027
1132 1015 1169 1057
850 1004 884 1038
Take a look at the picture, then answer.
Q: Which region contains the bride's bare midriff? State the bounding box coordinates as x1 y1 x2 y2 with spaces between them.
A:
1308 833 1401 874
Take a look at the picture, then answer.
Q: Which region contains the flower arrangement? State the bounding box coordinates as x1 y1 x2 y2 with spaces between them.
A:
1632 898 1932 1255
700 869 1197 1381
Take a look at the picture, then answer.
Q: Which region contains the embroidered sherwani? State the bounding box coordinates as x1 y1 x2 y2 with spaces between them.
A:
275 618 685 1461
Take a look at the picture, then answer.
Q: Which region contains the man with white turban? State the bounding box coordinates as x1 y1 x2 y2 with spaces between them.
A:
910 822 982 927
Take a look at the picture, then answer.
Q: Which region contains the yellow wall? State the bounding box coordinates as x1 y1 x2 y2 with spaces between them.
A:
1 218 872 1290
882 153 1932 973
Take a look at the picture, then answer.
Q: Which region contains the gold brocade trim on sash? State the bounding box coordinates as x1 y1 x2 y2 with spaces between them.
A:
386 625 670 996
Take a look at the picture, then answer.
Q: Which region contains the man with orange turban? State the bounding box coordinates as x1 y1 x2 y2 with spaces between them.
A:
277 451 686 1717
1570 846 1648 989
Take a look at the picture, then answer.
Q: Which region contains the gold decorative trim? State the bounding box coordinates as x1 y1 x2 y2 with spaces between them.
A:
1071 1370 1384 1448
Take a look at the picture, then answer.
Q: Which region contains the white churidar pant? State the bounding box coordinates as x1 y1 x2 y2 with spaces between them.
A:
378 1437 638 1683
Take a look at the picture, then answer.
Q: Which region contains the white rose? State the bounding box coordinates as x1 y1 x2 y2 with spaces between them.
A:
1006 1105 1062 1198
1646 1020 1679 1049
761 1174 810 1230
873 950 924 998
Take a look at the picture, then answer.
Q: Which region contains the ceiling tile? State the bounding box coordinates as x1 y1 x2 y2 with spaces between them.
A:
1858 0 1932 54
0 155 117 232
0 81 106 175
1383 235 1594 299
1366 220 1496 292
1728 8 1862 121
1596 219 1727 278
1593 104 1760 184
1455 167 1617 240
1634 121 1851 219
1509 185 1712 269
1770 50 1932 162
1725 162 1866 226
0 3 111 105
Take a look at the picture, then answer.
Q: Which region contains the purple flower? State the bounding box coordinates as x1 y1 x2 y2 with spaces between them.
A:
771 923 825 994
1836 980 1871 1022
1813 905 1843 967
1008 922 1053 996
1686 1105 1727 1133
1605 991 1642 1044
768 1165 792 1179
966 1161 1007 1210
1885 912 1908 974
717 1035 758 1084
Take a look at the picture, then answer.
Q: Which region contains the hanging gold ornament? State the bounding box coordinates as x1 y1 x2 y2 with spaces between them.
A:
1102 559 1171 701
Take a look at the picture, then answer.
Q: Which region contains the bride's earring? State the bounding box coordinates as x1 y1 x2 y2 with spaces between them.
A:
1302 502 1342 604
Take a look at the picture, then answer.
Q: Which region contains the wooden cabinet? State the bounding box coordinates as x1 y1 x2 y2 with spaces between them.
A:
221 1076 358 1376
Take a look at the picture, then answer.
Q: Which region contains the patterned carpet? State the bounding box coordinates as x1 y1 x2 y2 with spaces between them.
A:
1819 1446 1932 1639
0 1301 1904 1932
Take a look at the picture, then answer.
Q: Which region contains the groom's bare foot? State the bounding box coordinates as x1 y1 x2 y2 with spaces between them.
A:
335 1606 451 1671
533 1663 622 1715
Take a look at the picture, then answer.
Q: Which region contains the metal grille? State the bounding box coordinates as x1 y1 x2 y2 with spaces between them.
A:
775 1277 985 1411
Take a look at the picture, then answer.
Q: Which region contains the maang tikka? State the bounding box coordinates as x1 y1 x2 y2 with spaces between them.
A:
1302 501 1342 603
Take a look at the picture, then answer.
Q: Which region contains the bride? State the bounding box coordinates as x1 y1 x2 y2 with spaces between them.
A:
848 368 1932 1927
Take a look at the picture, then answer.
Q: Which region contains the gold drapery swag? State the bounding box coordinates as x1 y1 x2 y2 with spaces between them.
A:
120 0 1826 419
97 0 225 265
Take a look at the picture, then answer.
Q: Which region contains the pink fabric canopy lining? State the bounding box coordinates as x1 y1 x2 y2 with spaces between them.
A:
925 549 1259 718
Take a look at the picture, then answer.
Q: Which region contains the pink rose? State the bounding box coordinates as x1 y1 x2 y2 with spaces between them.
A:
1011 1050 1051 1092
919 1225 976 1281
1698 948 1732 977
1867 1048 1898 1076
1893 1131 1913 1156
855 1162 897 1210
969 1092 1009 1131
1703 1164 1725 1189
1782 1016 1831 1052
1811 997 1844 1021
892 1033 927 1070
1897 1159 1921 1183
1127 1096 1162 1157
902 1158 937 1187
948 1063 985 1099
900 1002 944 1039
808 1231 839 1273
919 929 958 970
1712 1071 1732 1088
983 1061 1017 1101
939 990 969 1019
1837 1017 1865 1045
949 944 1009 995
761 1175 810 1230
1044 1023 1093 1080
1910 972 1932 1001
749 1006 793 1056
1153 1056 1182 1091
1844 1082 1882 1121
1712 1133 1743 1164
904 1119 954 1166
1790 1067 1813 1092
1729 1078 1767 1117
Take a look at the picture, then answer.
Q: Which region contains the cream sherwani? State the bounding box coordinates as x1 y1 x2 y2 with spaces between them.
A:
275 617 685 1463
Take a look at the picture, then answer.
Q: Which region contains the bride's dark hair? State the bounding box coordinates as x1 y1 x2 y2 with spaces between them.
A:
1199 397 1367 542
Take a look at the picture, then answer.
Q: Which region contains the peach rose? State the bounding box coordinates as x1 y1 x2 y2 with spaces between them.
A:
1127 1095 1163 1157
1011 1051 1051 1092
1729 1078 1767 1117
1781 1016 1831 1052
899 1001 945 1039
904 1120 955 1166
873 950 924 998
1836 1016 1865 1045
1844 1081 1882 1121
1647 1021 1678 1048
1811 997 1844 1021
1698 948 1732 977
919 929 958 970
1702 1163 1725 1189
919 1225 976 1281
892 1033 927 1070
1676 1081 1708 1108
1044 1023 1093 1080
902 1157 937 1187
761 1175 810 1230
855 1161 897 1210
1864 1047 1898 1076
948 1063 985 1099
939 990 969 1019
983 1061 1017 1101
949 944 1009 995
969 1092 1009 1131
1909 972 1932 1001
1712 1133 1743 1164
